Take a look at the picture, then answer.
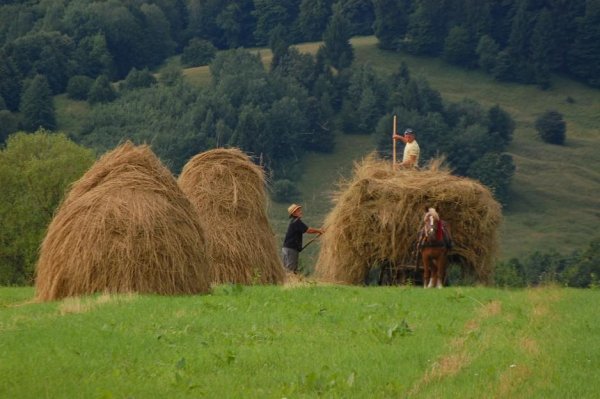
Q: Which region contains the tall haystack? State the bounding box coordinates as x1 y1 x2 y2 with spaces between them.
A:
315 155 502 285
35 142 211 301
178 148 284 285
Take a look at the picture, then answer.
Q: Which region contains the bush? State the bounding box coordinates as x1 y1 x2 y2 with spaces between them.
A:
88 75 117 104
119 68 157 91
535 110 566 145
181 38 217 67
271 179 300 203
66 75 94 100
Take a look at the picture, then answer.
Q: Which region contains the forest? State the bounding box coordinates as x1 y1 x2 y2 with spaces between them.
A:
0 0 598 285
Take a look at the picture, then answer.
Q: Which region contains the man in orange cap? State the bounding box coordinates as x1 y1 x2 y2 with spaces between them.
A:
281 204 323 273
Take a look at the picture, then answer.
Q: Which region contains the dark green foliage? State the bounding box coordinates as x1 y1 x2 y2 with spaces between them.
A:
488 104 515 146
303 96 334 152
321 3 354 70
476 35 499 73
373 0 411 49
495 237 600 288
73 34 114 78
269 24 291 71
0 54 22 112
443 26 475 67
88 75 116 104
66 75 94 100
298 0 333 41
5 31 75 94
271 179 300 202
494 259 526 287
467 152 515 205
119 68 157 91
340 64 387 133
404 1 446 55
0 110 19 144
569 2 600 87
274 47 317 89
530 8 554 89
159 64 183 87
535 110 566 145
491 49 514 82
252 0 300 46
562 237 600 288
181 38 217 67
339 0 375 36
20 75 56 132
215 1 258 48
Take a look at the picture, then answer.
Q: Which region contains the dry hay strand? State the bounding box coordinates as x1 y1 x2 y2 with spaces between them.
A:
314 155 501 285
35 142 211 301
178 148 284 285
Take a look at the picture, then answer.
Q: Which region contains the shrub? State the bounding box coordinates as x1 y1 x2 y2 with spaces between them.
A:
88 75 117 104
119 68 157 91
535 110 566 145
66 75 94 100
181 38 217 67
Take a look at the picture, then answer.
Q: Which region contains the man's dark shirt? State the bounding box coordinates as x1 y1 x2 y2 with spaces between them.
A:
283 218 309 251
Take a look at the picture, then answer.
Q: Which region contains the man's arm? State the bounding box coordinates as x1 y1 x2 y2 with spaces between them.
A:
392 134 408 143
306 227 323 234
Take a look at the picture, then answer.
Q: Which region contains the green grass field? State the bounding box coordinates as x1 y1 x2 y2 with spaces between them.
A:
54 36 600 266
1 285 599 398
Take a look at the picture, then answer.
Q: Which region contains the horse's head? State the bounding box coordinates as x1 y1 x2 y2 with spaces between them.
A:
423 213 439 242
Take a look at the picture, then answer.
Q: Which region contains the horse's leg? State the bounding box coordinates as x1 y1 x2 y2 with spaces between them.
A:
436 250 448 289
421 251 431 288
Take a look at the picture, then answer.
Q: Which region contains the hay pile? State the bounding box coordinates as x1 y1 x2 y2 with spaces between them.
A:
35 142 211 301
178 148 284 285
315 155 502 285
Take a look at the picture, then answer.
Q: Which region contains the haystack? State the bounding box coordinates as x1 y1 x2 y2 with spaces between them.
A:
178 148 284 285
314 155 502 285
35 142 211 301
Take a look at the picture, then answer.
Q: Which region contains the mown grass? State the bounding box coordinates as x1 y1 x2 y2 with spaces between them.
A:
1 285 599 398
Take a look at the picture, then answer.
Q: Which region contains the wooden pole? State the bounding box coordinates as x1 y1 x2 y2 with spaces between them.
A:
392 115 397 167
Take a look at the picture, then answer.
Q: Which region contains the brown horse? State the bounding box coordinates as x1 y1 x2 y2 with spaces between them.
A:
420 212 450 288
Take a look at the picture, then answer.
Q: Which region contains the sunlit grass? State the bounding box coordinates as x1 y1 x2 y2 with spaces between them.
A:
1 286 599 398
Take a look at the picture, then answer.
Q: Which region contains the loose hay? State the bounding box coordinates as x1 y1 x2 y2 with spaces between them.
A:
35 142 211 301
178 148 284 285
315 155 501 284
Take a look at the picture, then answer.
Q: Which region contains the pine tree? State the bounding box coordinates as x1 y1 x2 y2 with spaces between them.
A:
530 8 554 89
372 0 410 49
569 2 600 87
322 3 354 70
20 75 56 132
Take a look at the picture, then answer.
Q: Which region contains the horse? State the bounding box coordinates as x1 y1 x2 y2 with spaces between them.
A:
419 212 450 289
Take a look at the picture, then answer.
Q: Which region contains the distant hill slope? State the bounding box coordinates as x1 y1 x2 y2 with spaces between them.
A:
56 36 600 266
270 37 600 264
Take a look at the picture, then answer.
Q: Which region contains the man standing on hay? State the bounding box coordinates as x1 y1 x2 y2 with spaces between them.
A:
393 128 420 168
282 204 324 273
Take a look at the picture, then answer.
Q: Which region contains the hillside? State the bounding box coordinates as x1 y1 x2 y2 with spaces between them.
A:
56 37 600 267
267 37 600 265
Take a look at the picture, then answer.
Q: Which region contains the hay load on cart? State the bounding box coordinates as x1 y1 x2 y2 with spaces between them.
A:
35 142 211 301
178 148 284 285
314 155 502 285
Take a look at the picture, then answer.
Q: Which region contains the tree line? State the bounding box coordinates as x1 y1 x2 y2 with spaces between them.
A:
1 0 598 117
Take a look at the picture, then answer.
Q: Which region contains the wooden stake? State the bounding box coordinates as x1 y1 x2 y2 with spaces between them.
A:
392 115 397 167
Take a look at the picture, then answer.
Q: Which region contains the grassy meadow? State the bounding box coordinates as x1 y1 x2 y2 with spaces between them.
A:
1 285 599 398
